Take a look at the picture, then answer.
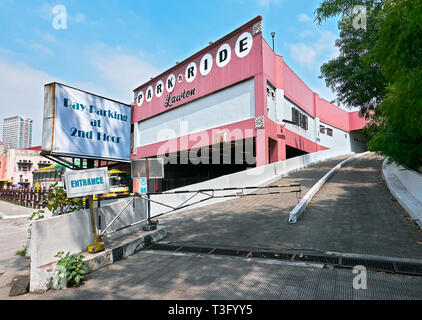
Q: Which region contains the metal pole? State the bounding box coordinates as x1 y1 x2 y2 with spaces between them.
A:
89 195 98 245
87 158 105 253
271 32 275 51
146 159 151 221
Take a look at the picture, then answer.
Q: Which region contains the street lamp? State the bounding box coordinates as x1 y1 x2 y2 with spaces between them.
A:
271 32 276 51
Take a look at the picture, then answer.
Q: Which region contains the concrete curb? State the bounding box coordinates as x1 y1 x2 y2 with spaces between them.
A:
288 151 370 224
0 214 31 220
382 158 422 229
29 225 167 292
143 249 325 269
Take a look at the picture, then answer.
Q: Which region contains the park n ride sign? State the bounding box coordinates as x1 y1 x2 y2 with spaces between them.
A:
42 82 132 162
64 167 110 198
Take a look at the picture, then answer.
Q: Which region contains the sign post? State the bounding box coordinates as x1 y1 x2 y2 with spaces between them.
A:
87 194 105 253
64 167 110 253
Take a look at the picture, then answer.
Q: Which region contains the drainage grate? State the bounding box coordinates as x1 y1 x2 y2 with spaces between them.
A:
145 243 422 277
395 262 422 275
211 248 251 257
294 254 340 265
148 243 181 252
178 246 213 254
250 251 293 261
340 257 396 273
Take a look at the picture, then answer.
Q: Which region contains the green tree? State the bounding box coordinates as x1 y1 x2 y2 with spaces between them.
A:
315 0 422 170
319 11 386 118
366 0 422 170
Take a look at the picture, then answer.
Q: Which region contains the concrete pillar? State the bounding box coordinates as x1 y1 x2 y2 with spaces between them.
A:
255 129 268 167
277 134 286 162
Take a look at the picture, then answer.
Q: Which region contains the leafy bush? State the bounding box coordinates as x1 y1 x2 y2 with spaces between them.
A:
47 183 84 216
28 209 45 236
47 251 89 289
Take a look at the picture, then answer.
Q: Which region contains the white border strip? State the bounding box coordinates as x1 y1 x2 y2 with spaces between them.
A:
381 158 422 228
288 151 370 224
0 213 31 220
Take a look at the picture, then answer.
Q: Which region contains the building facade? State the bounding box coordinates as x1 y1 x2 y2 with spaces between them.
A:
2 115 33 150
131 16 368 187
4 147 52 188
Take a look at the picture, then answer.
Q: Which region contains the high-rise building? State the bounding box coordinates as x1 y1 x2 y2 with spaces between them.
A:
2 116 33 150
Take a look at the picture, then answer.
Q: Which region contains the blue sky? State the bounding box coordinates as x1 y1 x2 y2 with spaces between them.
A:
0 0 342 146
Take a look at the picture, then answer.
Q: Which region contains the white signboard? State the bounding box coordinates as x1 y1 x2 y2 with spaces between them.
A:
139 178 148 194
42 83 132 162
131 158 164 179
64 167 110 198
133 177 148 194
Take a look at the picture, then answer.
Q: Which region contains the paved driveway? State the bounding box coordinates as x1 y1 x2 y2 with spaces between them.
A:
20 250 422 300
5 153 422 300
158 153 422 259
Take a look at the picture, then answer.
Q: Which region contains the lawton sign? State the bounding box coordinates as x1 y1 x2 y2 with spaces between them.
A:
164 88 196 108
64 167 110 198
42 82 132 162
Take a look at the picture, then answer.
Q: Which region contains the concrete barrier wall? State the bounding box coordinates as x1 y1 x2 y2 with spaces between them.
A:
149 148 351 217
31 196 149 269
389 162 422 203
100 197 148 241
31 209 95 269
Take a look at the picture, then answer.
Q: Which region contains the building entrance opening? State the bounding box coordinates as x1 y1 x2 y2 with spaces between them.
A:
150 138 257 192
286 145 308 159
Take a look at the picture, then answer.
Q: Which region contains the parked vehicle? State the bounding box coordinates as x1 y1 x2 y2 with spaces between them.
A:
33 165 131 198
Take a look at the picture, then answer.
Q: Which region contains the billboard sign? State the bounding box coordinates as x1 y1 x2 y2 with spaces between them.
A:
42 83 132 162
64 167 110 198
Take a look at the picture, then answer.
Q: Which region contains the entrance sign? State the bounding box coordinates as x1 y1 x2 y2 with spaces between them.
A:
42 82 132 162
64 167 110 198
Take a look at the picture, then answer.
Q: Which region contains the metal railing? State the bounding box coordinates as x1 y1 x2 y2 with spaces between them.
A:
0 188 49 209
98 183 302 239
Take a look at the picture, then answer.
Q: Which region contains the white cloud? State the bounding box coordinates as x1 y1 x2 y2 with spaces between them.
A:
40 32 56 43
29 42 54 56
289 43 317 67
288 30 339 69
298 13 311 22
0 58 61 146
299 30 312 38
72 13 85 23
87 44 158 103
257 0 282 7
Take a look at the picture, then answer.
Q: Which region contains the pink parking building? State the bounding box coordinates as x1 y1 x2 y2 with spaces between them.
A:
131 16 367 190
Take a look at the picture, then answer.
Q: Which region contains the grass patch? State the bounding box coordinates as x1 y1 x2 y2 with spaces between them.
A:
16 246 27 257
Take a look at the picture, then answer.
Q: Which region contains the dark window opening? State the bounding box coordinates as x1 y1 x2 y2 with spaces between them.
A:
286 145 308 159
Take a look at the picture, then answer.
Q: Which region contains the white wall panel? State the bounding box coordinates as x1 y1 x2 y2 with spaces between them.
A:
282 96 316 143
136 79 255 148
